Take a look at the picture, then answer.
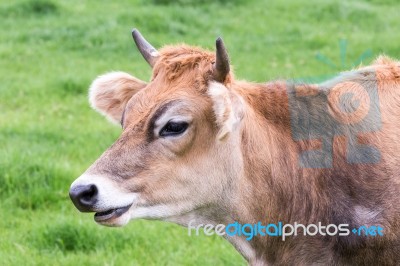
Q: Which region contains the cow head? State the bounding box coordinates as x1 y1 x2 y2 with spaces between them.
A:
69 29 245 227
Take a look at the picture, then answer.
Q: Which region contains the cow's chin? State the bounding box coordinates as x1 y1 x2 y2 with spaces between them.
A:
94 205 132 227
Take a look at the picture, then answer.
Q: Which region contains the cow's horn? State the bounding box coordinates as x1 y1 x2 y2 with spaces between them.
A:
132 29 159 67
213 37 230 83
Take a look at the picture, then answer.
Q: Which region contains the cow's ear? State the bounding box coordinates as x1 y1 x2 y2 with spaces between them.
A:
89 72 147 124
208 82 245 140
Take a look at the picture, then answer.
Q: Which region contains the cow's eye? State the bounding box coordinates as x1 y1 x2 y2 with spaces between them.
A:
159 121 189 137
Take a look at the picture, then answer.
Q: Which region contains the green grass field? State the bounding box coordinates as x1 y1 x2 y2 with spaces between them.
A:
1 0 399 265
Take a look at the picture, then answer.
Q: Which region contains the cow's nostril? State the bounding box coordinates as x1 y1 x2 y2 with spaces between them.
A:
69 184 98 212
80 184 98 203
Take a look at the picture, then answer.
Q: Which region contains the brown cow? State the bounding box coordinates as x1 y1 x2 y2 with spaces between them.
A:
70 29 400 265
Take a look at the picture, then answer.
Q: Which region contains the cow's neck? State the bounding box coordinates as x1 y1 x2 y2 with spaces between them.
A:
172 81 316 264
225 80 303 263
233 79 297 218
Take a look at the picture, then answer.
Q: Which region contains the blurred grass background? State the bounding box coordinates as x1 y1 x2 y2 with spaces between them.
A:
0 0 399 265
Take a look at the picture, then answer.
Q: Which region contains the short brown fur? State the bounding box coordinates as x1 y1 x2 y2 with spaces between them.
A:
79 43 400 265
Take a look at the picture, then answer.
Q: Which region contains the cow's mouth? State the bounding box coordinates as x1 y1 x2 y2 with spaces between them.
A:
94 205 131 222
